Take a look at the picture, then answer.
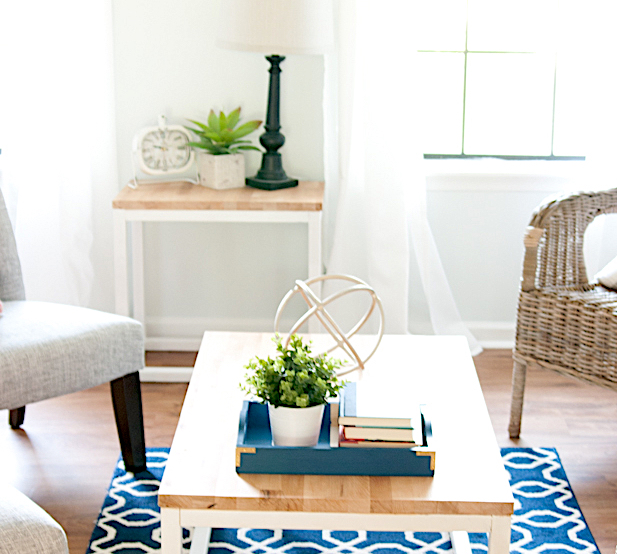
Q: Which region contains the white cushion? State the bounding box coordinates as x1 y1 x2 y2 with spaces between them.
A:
595 255 617 290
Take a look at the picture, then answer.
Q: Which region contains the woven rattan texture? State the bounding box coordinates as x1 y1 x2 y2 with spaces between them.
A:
514 188 617 392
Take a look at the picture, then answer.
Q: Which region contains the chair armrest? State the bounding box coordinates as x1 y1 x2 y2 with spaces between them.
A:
523 188 617 290
521 226 544 292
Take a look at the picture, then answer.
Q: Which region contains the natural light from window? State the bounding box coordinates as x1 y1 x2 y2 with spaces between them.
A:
415 0 587 159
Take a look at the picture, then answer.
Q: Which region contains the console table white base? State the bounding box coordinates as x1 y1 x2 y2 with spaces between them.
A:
113 208 323 345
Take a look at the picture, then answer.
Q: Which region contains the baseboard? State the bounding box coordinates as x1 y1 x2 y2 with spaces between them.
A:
141 318 515 382
144 316 280 351
139 366 193 383
144 317 516 351
467 321 515 350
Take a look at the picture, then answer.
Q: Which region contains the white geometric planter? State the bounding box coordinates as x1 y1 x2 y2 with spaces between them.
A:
197 152 245 190
268 403 325 447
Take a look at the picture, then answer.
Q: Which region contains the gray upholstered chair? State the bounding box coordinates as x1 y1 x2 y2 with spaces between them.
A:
0 484 69 554
0 188 146 472
509 188 617 438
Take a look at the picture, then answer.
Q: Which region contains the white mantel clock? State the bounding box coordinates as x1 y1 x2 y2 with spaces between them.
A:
131 115 198 187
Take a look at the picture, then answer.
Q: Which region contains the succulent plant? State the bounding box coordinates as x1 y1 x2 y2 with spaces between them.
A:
185 107 262 155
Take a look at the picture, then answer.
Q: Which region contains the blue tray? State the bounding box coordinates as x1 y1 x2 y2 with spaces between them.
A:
235 401 435 476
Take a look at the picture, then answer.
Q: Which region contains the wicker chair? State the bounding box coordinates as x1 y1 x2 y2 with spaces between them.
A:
509 187 617 438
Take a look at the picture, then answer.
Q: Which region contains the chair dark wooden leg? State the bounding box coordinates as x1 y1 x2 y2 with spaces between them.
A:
9 406 25 429
111 372 146 473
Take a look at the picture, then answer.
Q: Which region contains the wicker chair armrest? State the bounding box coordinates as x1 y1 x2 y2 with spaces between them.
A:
521 226 544 292
523 187 617 290
530 187 617 229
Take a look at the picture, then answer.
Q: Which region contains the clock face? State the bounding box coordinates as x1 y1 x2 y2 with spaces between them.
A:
137 126 194 175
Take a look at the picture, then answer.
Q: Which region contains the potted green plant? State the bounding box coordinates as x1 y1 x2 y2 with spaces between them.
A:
185 107 262 190
241 334 345 447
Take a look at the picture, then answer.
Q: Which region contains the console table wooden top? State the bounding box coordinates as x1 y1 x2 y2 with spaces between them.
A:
112 180 324 212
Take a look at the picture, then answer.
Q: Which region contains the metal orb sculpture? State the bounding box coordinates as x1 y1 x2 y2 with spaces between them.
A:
274 275 385 376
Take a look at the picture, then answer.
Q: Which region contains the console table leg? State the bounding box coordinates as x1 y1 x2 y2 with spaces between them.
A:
114 211 130 317
488 516 511 554
160 507 182 554
189 527 212 554
131 221 145 326
307 211 323 333
450 531 472 554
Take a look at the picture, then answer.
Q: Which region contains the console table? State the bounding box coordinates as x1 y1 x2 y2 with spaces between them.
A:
112 181 324 354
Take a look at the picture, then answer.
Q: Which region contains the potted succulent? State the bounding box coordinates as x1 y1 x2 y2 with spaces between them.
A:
186 107 262 190
241 334 345 447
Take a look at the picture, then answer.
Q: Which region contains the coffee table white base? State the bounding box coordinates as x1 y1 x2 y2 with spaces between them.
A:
161 508 511 554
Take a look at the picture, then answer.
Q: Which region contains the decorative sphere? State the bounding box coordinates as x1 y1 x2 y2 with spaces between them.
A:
274 275 385 376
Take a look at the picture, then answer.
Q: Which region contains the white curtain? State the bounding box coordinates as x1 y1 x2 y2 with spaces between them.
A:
0 0 118 308
577 1 617 275
324 0 481 354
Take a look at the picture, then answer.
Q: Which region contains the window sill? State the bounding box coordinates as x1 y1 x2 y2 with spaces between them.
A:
424 157 587 177
424 158 589 192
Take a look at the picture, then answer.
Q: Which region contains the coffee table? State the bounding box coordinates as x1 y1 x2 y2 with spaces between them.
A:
158 332 513 554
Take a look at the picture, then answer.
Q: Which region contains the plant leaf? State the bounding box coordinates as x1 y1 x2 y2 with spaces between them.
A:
233 120 263 139
203 130 224 143
227 107 241 130
186 119 210 132
219 110 227 131
218 129 235 143
207 110 220 133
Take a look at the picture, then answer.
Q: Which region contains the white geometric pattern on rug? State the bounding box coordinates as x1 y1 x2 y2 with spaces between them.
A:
86 447 599 554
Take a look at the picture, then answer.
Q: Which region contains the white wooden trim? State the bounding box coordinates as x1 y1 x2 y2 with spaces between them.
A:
131 221 145 325
307 211 323 333
179 509 494 533
451 531 472 554
160 507 182 554
113 211 129 317
466 321 515 349
121 209 314 223
189 527 211 554
142 318 515 353
146 337 204 351
425 158 586 180
488 516 512 554
139 366 193 383
113 205 323 342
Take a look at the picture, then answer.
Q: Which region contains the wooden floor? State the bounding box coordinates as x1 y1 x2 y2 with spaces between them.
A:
1 349 616 554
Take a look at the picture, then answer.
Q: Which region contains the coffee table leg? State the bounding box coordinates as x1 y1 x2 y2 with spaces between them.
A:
488 516 511 554
160 507 182 554
450 531 472 554
189 527 212 554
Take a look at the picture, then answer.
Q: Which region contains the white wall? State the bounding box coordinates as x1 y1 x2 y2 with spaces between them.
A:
110 0 611 349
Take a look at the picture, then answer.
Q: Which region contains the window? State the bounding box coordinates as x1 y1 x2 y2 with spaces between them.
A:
415 0 586 159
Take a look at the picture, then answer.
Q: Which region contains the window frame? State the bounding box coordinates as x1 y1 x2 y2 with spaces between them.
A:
417 1 585 161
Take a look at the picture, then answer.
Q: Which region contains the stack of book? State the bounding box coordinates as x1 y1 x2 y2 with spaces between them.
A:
336 382 423 448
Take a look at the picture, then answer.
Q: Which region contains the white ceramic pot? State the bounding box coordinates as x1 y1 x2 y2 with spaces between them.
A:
197 152 245 189
268 403 325 447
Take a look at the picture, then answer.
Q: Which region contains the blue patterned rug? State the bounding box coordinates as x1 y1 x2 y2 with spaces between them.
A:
86 447 598 554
